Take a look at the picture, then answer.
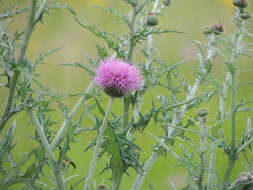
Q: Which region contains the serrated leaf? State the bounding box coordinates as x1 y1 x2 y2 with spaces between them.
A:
23 163 36 179
95 98 105 116
60 62 95 76
66 5 77 16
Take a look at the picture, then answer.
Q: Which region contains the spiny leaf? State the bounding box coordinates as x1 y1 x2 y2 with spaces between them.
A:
60 62 95 76
93 5 126 24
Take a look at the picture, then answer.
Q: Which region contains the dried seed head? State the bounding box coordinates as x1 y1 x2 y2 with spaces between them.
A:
147 13 159 26
233 0 248 8
163 0 171 6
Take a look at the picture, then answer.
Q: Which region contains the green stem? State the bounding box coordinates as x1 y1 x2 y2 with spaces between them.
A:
0 0 37 133
231 69 236 152
112 171 123 190
219 69 237 190
131 151 159 190
122 97 130 129
198 154 205 190
50 81 95 150
197 115 208 190
207 145 216 190
219 8 242 190
84 97 114 190
122 0 138 130
29 110 65 190
35 0 47 23
219 159 236 190
127 2 138 62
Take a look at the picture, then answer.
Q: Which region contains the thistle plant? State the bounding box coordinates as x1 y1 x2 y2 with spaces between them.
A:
0 0 253 190
83 58 142 190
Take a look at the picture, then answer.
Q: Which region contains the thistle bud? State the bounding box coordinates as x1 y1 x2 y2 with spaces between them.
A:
241 11 251 20
197 109 208 118
233 0 248 8
163 0 171 6
147 13 159 26
211 23 224 35
203 26 212 35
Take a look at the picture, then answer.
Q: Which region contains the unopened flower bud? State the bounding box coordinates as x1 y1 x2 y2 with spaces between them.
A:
197 109 208 118
203 26 212 35
233 0 248 8
163 0 171 6
241 11 251 20
211 23 224 35
147 13 159 26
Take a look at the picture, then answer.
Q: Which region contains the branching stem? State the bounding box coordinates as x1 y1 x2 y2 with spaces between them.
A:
0 0 37 133
220 8 244 190
29 110 65 190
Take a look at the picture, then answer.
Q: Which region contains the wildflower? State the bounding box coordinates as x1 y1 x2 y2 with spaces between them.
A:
95 58 142 98
147 12 159 26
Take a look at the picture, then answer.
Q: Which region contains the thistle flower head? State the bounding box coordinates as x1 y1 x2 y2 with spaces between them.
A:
95 58 142 98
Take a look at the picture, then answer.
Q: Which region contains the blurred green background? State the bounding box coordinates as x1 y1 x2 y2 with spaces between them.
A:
1 0 253 189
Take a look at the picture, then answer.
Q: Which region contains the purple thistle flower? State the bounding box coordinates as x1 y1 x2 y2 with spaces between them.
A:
95 58 142 98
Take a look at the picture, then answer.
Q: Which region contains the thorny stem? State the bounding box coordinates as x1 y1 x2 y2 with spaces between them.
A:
29 110 65 190
84 97 114 190
130 150 159 190
35 0 47 23
112 172 123 190
207 145 216 190
133 0 165 122
197 114 208 190
131 1 165 189
122 0 138 130
0 0 37 133
50 81 95 150
132 18 217 190
127 0 138 62
220 8 244 190
122 97 130 130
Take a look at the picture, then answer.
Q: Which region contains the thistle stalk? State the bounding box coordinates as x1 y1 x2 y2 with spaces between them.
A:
50 81 95 150
131 23 217 190
207 145 216 190
133 0 165 122
84 97 114 190
130 150 159 190
197 109 208 190
29 110 65 190
0 0 37 132
219 7 245 190
122 0 139 131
